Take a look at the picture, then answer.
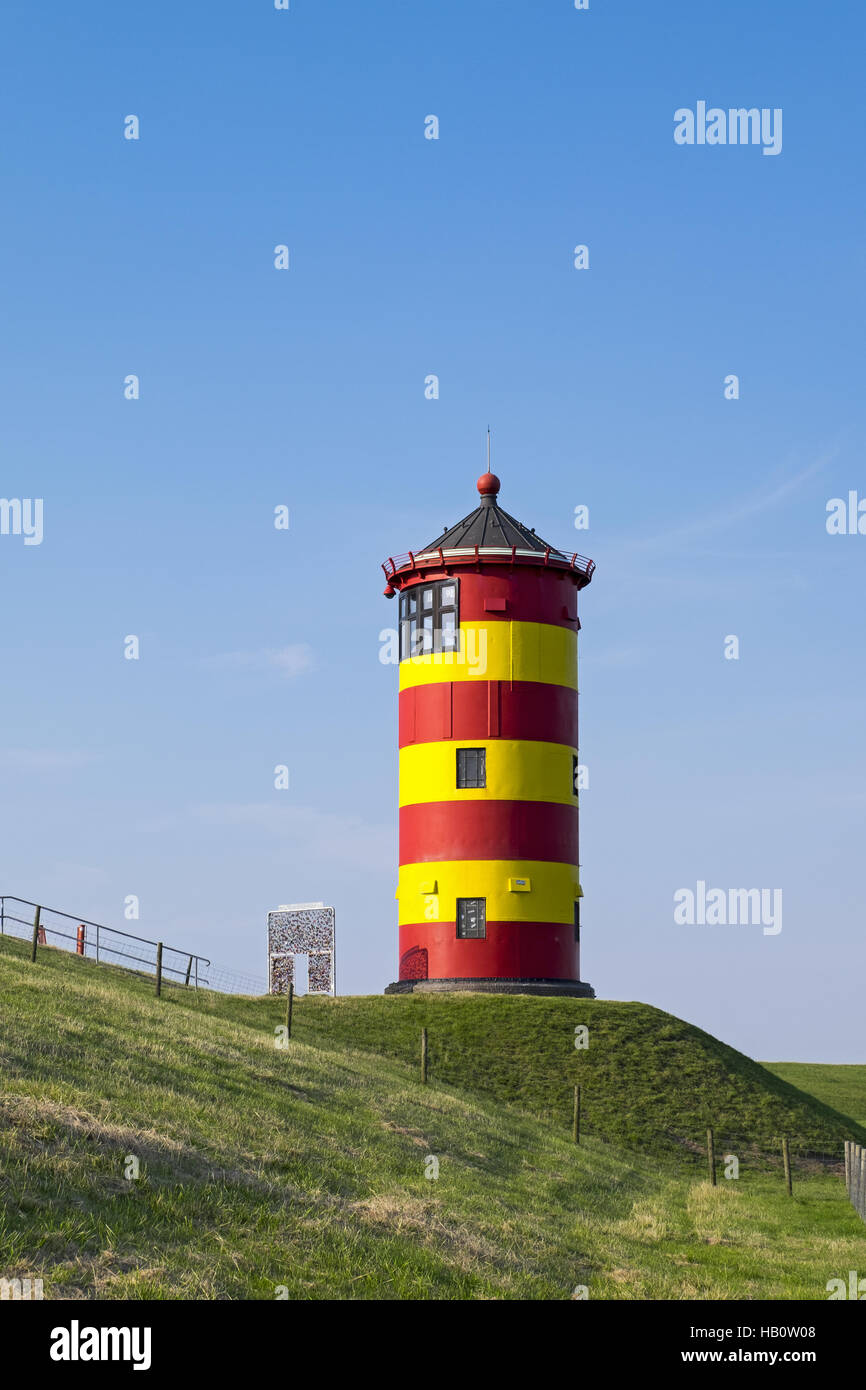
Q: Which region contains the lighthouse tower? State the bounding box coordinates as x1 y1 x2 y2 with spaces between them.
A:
382 470 595 997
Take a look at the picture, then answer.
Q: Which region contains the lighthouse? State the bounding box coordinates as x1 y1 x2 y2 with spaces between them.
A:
382 468 596 997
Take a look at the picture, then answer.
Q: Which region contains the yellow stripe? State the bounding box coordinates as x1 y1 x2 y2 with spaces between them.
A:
397 859 580 926
398 620 577 690
400 739 578 807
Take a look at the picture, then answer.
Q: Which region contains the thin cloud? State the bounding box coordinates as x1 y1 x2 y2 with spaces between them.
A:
204 644 315 679
190 802 392 872
0 749 96 770
618 452 835 555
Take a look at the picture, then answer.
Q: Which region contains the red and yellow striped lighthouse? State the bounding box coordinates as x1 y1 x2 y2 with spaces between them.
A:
382 470 595 997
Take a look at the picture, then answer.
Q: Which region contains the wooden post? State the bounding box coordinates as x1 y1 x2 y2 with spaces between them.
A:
184 955 193 987
30 906 41 962
155 941 163 997
707 1127 716 1186
286 982 294 1039
844 1140 851 1196
421 1027 428 1084
782 1137 793 1197
572 1085 581 1144
859 1146 866 1219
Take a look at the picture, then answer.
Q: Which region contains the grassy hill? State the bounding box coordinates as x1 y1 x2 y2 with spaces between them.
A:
763 1063 866 1130
1 935 864 1300
212 991 866 1163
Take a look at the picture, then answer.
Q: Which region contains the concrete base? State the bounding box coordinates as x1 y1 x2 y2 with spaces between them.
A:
384 977 595 998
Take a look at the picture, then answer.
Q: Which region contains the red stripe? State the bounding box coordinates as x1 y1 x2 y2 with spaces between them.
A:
399 800 578 864
399 680 578 748
398 920 580 982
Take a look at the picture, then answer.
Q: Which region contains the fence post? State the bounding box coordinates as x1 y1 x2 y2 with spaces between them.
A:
859 1146 866 1219
572 1085 581 1144
782 1137 793 1197
155 942 163 997
30 906 41 962
184 955 193 987
707 1127 716 1186
844 1140 851 1196
421 1027 428 1085
286 982 294 1039
95 924 100 964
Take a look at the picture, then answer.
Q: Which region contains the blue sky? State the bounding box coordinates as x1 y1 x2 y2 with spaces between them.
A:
1 1 864 1060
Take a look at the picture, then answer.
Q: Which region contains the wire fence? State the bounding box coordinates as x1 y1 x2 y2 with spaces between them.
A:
669 1125 846 1176
0 894 265 996
553 1104 846 1177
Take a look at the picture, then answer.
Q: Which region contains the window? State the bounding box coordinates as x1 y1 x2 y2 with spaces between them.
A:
574 900 580 944
399 579 459 659
456 898 486 939
457 747 486 789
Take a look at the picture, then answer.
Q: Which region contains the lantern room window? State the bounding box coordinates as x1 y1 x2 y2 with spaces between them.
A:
456 898 486 939
399 580 459 659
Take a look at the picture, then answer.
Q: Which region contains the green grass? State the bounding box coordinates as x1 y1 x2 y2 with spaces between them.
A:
194 987 866 1162
763 1063 866 1130
1 935 864 1300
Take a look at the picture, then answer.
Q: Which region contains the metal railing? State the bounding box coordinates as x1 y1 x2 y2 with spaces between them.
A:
382 545 596 581
0 895 211 990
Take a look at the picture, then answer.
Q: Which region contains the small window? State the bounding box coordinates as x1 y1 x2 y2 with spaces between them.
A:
574 900 580 944
457 747 486 789
457 898 486 939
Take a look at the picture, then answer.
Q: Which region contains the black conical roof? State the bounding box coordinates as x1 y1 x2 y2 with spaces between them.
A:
419 473 567 559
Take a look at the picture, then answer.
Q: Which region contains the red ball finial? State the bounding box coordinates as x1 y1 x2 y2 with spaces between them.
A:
477 471 500 497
